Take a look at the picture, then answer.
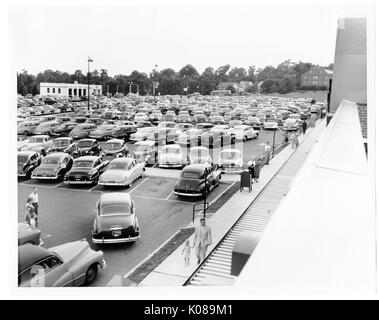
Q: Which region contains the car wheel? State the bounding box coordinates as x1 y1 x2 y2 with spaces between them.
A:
84 264 98 285
23 131 29 136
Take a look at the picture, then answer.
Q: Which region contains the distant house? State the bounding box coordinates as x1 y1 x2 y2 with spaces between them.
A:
217 82 239 91
238 81 254 92
301 67 333 88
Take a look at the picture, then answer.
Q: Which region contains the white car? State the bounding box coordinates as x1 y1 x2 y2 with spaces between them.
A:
19 135 54 154
229 125 259 141
188 146 212 165
263 120 279 130
98 157 145 187
158 144 186 168
218 149 243 173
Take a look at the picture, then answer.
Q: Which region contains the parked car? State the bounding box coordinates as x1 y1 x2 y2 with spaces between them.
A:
209 115 225 125
17 121 39 135
131 141 157 166
69 123 97 139
92 193 140 244
244 116 261 130
72 139 101 158
158 144 187 168
194 123 214 131
135 121 154 128
177 113 191 123
50 137 77 154
283 118 301 132
98 157 145 187
218 149 243 173
174 123 194 134
85 118 106 126
18 151 42 179
129 127 155 143
64 156 109 185
176 128 203 147
19 135 54 154
229 125 259 141
200 127 233 148
18 240 106 287
31 152 73 181
18 222 43 246
173 163 221 198
263 119 279 130
188 146 212 165
100 139 128 161
145 127 178 145
111 122 137 140
89 124 116 140
55 122 77 136
157 121 176 129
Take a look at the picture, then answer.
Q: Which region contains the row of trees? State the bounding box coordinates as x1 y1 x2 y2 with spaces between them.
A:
17 61 333 96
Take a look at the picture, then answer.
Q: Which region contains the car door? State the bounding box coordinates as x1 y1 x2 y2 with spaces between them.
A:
133 159 144 178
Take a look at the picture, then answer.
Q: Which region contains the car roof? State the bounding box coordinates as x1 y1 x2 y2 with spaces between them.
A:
106 139 124 144
162 144 181 149
182 163 208 174
100 193 132 208
18 151 37 157
109 157 134 165
31 135 49 139
74 156 99 162
18 244 51 272
44 152 67 160
135 140 155 146
78 138 96 143
190 146 209 151
221 148 241 154
53 137 72 141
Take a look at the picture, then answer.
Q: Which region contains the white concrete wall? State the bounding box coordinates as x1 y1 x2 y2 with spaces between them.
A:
330 18 367 112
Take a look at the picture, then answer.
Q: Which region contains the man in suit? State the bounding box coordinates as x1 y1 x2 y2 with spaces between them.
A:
192 218 212 264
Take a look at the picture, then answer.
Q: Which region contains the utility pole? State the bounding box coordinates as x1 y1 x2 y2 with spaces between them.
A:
87 57 93 111
272 128 277 158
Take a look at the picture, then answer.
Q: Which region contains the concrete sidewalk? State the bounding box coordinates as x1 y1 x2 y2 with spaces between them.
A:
136 119 327 286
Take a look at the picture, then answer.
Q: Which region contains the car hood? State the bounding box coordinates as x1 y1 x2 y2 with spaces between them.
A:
90 129 107 135
103 148 123 155
25 142 42 149
18 223 40 238
98 215 134 231
219 158 242 165
100 170 128 181
50 240 90 263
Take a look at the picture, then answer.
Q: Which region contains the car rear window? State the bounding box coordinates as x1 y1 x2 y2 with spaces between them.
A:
101 205 131 216
182 172 200 179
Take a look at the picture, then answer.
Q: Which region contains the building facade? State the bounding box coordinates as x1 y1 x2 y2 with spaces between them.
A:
301 67 333 87
39 81 102 98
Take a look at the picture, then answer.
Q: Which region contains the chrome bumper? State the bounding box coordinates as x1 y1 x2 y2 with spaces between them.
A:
92 235 140 244
98 181 126 186
64 180 93 184
31 175 58 180
159 163 183 168
173 191 203 197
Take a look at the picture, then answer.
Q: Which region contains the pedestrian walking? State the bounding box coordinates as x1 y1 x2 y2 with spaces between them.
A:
321 108 327 119
25 198 37 227
302 120 308 135
192 217 212 265
253 157 262 182
264 141 271 165
28 188 39 227
290 132 299 149
182 239 191 266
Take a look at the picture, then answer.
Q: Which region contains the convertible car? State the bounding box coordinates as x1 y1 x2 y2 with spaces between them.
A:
50 137 77 154
98 157 145 187
18 222 43 246
18 151 42 178
64 156 109 185
92 193 140 244
31 152 73 181
18 240 106 287
100 139 128 161
173 163 221 198
158 144 186 168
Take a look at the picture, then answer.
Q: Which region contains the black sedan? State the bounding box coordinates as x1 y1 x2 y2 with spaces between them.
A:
92 193 140 244
72 139 101 158
31 152 73 181
50 137 77 154
173 163 221 198
64 156 109 185
18 151 42 179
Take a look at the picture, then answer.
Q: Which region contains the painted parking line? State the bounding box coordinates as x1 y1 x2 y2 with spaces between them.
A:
164 191 174 201
18 181 60 189
132 194 186 204
129 177 150 194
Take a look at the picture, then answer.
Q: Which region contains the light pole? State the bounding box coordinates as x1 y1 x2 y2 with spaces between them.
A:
272 128 277 158
87 57 93 111
152 64 158 102
107 85 109 96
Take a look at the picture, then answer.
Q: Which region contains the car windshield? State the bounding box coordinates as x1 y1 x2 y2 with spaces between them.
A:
77 141 93 148
135 145 151 152
190 149 209 158
182 172 200 179
73 161 93 168
29 137 45 143
53 139 70 147
42 157 59 165
104 142 122 151
162 147 180 154
101 205 131 216
108 163 128 170
221 151 240 160
18 155 29 164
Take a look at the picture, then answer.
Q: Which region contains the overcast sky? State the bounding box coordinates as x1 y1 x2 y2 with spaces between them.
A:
9 3 369 76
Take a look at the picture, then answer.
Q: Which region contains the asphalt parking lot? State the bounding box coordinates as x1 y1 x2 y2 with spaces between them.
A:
17 127 285 286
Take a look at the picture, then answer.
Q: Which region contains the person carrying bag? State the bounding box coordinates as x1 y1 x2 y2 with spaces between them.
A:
25 198 37 227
